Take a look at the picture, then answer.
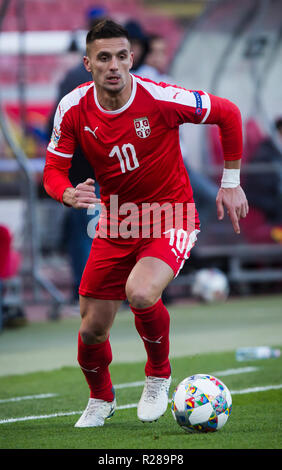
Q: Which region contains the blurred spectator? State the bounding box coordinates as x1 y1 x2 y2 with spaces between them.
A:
56 6 108 98
45 7 106 302
87 6 108 27
136 34 171 83
245 117 282 225
0 225 26 328
125 20 149 72
181 145 218 230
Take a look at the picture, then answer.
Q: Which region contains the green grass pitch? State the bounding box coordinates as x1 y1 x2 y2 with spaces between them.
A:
0 295 282 450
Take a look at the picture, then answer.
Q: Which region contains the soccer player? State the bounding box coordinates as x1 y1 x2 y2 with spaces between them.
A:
43 20 248 427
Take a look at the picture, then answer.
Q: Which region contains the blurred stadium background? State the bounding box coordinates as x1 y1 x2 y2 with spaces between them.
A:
0 0 282 329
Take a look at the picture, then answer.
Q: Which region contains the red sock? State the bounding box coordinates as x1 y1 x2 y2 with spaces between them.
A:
77 332 114 401
130 299 171 378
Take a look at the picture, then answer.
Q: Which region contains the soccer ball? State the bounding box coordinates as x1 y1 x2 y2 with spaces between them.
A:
171 374 232 433
191 268 229 303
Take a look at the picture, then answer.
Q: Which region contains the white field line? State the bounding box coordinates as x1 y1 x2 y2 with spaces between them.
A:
115 381 144 390
115 366 259 390
0 393 58 404
231 384 282 395
0 366 257 411
211 366 259 377
1 383 281 425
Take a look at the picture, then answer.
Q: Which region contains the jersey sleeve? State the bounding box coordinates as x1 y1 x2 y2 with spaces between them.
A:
150 81 242 161
47 95 77 157
43 151 73 203
43 97 77 203
205 93 243 161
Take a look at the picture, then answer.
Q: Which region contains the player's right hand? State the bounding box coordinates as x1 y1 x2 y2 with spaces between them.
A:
63 178 101 209
216 185 248 234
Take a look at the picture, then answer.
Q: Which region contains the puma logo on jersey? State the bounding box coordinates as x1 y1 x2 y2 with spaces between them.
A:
173 91 180 100
142 336 163 344
84 126 98 139
80 366 100 373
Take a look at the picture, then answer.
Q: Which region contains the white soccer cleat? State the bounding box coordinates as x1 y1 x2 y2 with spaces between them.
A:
74 397 116 428
137 376 172 422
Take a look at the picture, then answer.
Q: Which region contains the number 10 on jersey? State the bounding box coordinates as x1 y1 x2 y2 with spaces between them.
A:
109 144 139 173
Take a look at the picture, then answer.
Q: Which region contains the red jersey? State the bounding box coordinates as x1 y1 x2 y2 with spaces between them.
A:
43 74 242 218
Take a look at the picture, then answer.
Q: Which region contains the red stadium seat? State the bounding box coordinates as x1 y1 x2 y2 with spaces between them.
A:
0 225 24 329
0 225 21 279
244 117 265 163
240 207 276 244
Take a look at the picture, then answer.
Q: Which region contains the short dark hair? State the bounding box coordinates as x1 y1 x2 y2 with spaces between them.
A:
86 19 129 47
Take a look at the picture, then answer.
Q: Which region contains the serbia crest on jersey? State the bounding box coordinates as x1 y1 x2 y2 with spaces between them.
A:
134 117 151 138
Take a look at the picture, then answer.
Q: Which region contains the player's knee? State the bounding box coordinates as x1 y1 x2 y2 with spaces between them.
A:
79 328 108 344
79 318 109 344
79 299 115 344
126 284 157 309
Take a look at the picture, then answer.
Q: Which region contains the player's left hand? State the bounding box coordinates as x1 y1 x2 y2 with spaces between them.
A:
216 185 249 234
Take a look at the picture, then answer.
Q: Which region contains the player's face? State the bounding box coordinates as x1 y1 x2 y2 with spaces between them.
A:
84 37 133 96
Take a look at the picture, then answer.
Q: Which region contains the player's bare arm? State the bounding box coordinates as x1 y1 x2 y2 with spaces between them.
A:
63 178 101 209
216 159 249 234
